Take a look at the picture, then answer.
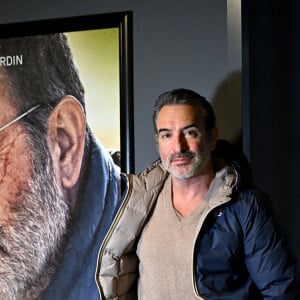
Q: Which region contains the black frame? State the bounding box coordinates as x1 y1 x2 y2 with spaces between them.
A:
0 11 134 173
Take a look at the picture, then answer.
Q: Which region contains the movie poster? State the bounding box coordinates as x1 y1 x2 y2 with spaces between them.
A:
0 12 132 299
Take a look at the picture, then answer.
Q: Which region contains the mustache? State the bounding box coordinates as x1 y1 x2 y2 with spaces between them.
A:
169 152 195 162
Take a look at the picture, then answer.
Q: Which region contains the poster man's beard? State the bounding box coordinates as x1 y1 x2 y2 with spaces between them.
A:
0 143 69 299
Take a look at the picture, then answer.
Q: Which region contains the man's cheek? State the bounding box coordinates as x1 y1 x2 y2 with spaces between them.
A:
0 135 33 209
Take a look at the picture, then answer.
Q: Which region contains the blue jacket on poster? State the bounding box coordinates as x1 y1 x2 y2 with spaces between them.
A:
41 137 121 300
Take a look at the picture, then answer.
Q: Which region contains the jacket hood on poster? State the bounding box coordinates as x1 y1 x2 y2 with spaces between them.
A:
41 137 121 300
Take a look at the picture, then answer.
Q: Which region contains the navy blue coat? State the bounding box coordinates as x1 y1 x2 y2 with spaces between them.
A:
194 189 295 299
193 140 296 299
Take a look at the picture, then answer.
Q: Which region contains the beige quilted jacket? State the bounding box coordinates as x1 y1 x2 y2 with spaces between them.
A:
95 162 168 299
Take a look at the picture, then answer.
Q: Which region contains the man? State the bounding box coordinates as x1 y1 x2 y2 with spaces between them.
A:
0 34 121 299
96 89 297 299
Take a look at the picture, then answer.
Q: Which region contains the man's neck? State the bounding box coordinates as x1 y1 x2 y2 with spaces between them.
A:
171 167 215 217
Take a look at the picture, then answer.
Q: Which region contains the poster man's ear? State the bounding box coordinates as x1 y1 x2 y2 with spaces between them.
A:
47 96 86 189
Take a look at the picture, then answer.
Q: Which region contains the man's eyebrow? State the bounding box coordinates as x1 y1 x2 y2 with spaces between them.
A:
182 123 198 131
158 128 170 134
158 123 198 134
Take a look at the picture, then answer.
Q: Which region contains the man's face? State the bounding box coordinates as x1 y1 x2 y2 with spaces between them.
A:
156 104 215 180
0 76 69 299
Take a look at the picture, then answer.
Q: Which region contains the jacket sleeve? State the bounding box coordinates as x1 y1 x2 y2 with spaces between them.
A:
240 190 297 299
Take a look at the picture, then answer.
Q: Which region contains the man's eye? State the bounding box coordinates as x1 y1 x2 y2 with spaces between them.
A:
159 132 171 139
184 130 199 138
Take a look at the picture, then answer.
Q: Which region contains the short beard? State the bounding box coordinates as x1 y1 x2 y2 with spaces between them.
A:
162 151 206 180
0 130 69 299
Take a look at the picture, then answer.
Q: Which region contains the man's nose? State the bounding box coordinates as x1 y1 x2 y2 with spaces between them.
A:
173 133 188 152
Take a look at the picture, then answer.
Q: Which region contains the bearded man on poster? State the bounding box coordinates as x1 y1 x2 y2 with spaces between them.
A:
0 33 121 299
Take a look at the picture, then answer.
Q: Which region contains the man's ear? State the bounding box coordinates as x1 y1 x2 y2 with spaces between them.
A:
47 96 86 189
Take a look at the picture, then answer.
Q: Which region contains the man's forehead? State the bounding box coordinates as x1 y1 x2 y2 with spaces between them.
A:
157 104 204 127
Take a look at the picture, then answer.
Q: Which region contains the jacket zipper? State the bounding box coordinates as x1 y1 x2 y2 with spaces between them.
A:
192 199 232 299
193 166 238 298
95 173 133 298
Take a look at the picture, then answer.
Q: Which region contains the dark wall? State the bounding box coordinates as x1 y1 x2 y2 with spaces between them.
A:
242 0 300 279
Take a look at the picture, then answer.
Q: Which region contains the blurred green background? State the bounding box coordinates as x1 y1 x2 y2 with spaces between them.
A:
66 28 120 151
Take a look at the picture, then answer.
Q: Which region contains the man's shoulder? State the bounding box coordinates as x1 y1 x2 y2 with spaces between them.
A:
138 158 164 177
227 187 276 222
139 158 165 179
125 159 168 194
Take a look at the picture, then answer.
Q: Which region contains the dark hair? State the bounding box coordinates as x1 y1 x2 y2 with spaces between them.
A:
0 33 91 153
0 33 85 112
153 88 216 133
